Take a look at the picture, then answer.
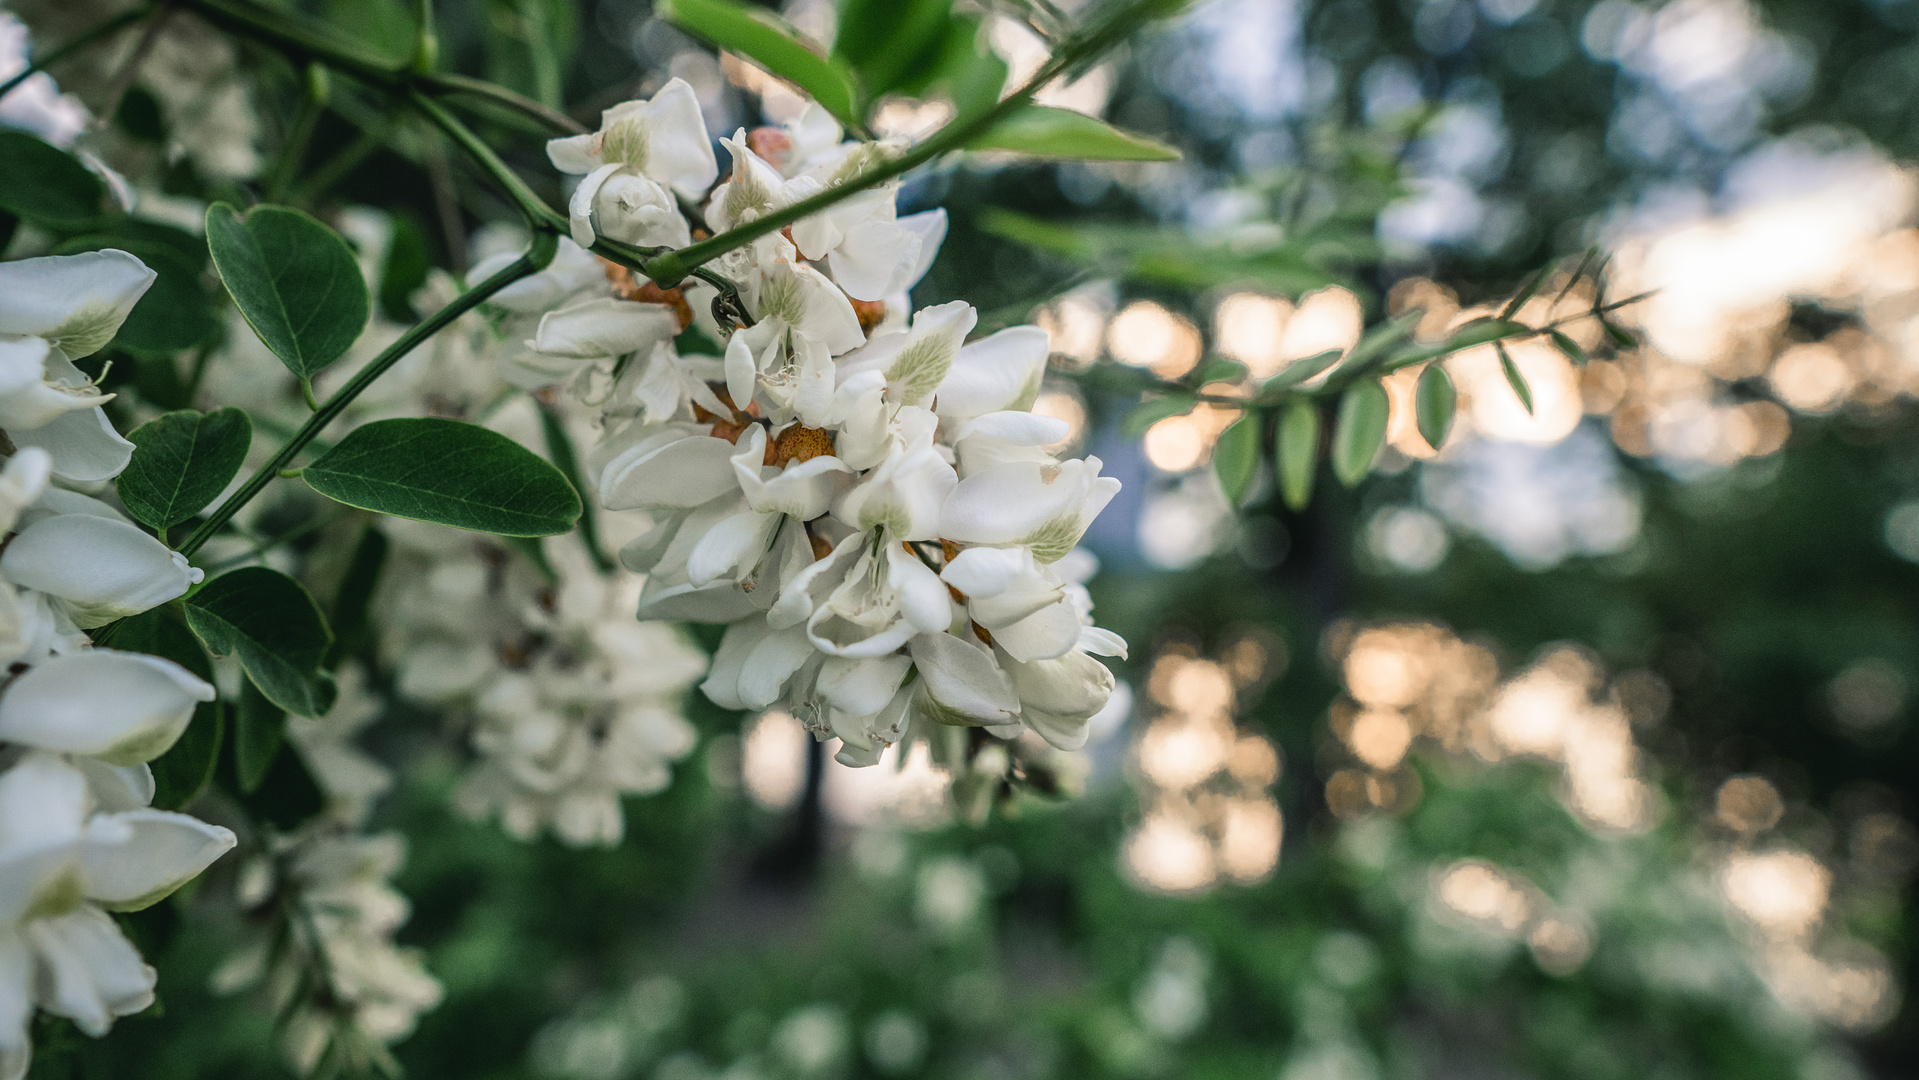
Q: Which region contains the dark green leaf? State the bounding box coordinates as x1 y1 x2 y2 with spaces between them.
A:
377 211 432 322
302 417 583 536
1122 394 1198 437
112 606 213 682
969 105 1181 161
1213 415 1261 505
1604 321 1637 350
1550 329 1587 365
1256 349 1344 398
184 567 337 717
1380 318 1528 372
0 130 103 230
1275 399 1319 512
219 706 324 828
676 325 725 357
655 0 860 127
1415 364 1455 450
1331 310 1424 380
1331 379 1389 487
118 408 253 531
206 203 370 379
1496 342 1533 415
232 677 288 794
152 701 223 810
323 524 388 669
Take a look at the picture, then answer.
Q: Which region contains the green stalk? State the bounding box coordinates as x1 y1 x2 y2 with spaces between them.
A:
0 5 151 101
408 90 565 233
178 238 557 558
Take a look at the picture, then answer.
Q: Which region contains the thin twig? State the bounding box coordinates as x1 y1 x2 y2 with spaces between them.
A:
0 6 151 101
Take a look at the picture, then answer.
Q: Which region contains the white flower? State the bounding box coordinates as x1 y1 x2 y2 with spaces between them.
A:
0 650 215 766
932 325 1050 424
546 78 718 249
1000 650 1116 752
0 250 155 482
0 752 236 1074
1 505 203 629
939 457 1121 563
834 300 976 409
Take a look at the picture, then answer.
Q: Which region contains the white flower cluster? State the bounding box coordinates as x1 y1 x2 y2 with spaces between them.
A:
213 670 443 1077
0 252 234 1080
521 81 1128 767
376 520 705 847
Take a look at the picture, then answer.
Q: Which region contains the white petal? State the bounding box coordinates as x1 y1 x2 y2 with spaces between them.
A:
990 599 1082 663
1077 626 1129 659
908 632 1019 725
730 426 851 520
0 751 87 856
24 906 154 1036
634 576 764 623
1006 650 1115 751
0 651 214 765
935 325 1049 421
632 77 720 196
940 546 1033 598
887 545 952 635
938 457 1120 562
768 531 862 630
567 162 624 248
817 654 912 718
0 448 51 537
71 759 154 813
595 173 694 249
599 428 739 511
686 508 781 586
10 407 134 482
896 209 948 290
81 810 234 910
545 132 600 174
0 251 154 358
827 219 922 302
1 515 201 627
533 296 680 359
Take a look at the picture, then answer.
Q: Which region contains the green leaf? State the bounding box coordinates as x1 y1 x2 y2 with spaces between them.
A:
979 209 1348 296
1213 415 1261 505
323 524 388 669
1187 359 1249 387
1331 379 1389 487
1603 321 1637 350
153 701 223 810
1496 342 1534 414
117 408 253 531
111 606 220 810
834 0 954 103
1275 399 1319 512
1331 310 1424 380
184 567 337 717
1122 394 1198 438
52 237 217 354
1499 264 1550 319
1415 364 1455 450
206 202 371 380
1550 329 1587 366
1380 317 1528 372
1256 349 1344 399
655 0 860 127
302 417 583 537
0 130 104 231
232 677 288 794
969 105 1180 161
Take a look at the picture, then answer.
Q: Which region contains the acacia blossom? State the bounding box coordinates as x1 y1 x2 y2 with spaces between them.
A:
522 81 1127 770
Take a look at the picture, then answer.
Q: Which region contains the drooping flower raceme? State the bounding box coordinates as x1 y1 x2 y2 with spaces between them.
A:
524 82 1127 770
0 252 235 1079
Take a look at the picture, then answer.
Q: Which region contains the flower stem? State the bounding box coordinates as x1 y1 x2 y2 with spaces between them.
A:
178 239 556 558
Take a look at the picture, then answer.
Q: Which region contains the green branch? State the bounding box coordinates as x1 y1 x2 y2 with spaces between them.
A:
179 238 557 558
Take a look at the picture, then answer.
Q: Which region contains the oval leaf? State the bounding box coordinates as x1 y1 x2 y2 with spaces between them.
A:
184 567 336 717
1257 348 1344 398
0 130 104 230
206 202 370 379
1550 329 1587 366
1331 379 1388 488
1213 415 1261 505
656 0 860 127
969 105 1181 161
232 676 287 794
1123 393 1198 438
118 408 253 531
1415 364 1455 451
1275 398 1319 512
1495 341 1534 415
302 417 583 537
